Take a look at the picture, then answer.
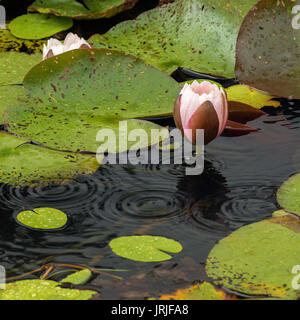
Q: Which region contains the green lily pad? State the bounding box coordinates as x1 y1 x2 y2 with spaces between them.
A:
158 282 235 300
0 86 26 122
0 132 100 187
206 215 300 299
0 29 45 53
109 235 183 262
90 0 258 77
61 269 92 285
28 0 138 20
0 279 97 300
9 14 73 40
235 0 300 99
0 52 41 85
5 49 177 153
272 210 289 218
277 173 300 217
16 207 68 230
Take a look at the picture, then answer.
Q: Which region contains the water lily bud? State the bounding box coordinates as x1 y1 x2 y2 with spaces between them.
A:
173 80 228 145
43 32 91 60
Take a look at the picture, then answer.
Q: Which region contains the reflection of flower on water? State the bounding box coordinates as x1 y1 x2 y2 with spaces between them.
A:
43 32 91 60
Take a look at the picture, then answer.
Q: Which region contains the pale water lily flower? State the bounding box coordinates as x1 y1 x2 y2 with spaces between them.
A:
43 32 91 60
173 80 228 145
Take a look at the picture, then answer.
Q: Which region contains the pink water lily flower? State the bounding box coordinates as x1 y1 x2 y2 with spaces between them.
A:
43 32 91 60
173 80 228 145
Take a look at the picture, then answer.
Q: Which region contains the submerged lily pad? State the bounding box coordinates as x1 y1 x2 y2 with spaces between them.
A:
9 14 73 40
0 279 96 300
0 29 45 53
235 0 300 99
61 269 92 285
0 52 41 85
0 132 100 187
16 207 68 230
109 235 183 262
277 173 300 217
206 215 300 299
90 0 258 77
5 49 178 153
29 0 138 19
158 282 235 300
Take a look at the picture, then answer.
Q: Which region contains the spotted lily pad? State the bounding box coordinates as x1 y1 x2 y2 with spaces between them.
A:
60 269 92 285
0 132 100 187
16 207 68 230
0 52 41 86
109 235 183 262
5 49 178 153
0 86 25 121
206 215 300 299
159 282 235 300
235 0 300 99
0 29 45 53
90 0 258 77
0 279 97 300
277 173 300 217
9 14 73 40
29 0 138 20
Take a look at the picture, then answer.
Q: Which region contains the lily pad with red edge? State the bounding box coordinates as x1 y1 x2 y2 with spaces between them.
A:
205 215 300 300
222 120 259 137
28 0 138 20
4 49 177 153
235 0 300 99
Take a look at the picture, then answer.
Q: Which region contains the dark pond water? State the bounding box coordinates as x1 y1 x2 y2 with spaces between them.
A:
0 71 299 299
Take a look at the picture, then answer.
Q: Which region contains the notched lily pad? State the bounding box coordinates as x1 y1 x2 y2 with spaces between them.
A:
16 207 68 230
206 215 300 299
0 279 97 300
109 235 183 262
29 0 138 20
9 14 73 40
90 0 258 76
235 0 300 99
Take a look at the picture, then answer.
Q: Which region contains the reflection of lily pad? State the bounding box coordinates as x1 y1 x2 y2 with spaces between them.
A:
9 14 73 40
0 279 96 300
206 215 300 299
109 235 183 262
16 207 68 230
0 52 41 85
235 0 300 99
159 282 235 300
277 173 300 217
5 49 177 153
60 269 92 285
90 0 258 76
29 0 138 20
0 132 100 187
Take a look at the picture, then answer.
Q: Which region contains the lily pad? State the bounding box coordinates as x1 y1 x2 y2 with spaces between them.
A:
0 52 41 86
109 235 183 262
0 86 26 121
206 215 300 299
235 0 300 99
277 173 300 217
60 269 92 285
0 29 45 53
29 0 138 20
9 14 73 40
0 132 100 187
158 282 235 300
5 49 178 153
0 279 97 300
90 0 258 76
16 207 68 230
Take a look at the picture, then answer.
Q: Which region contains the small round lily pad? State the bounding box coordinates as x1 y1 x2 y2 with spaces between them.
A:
109 235 183 262
16 207 68 230
9 14 73 40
